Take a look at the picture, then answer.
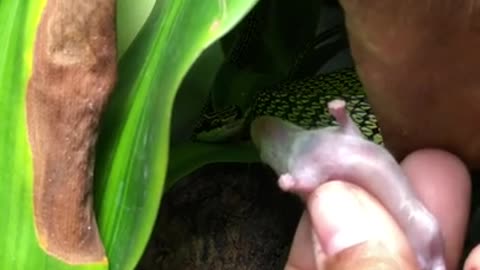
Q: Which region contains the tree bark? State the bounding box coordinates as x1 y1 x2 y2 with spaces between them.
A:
26 0 117 264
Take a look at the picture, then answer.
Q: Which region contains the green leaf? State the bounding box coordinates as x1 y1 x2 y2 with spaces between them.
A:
0 1 106 269
170 41 225 144
1 0 257 268
95 0 259 269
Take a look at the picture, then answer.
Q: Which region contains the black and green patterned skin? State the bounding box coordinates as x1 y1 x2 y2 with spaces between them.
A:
193 104 246 142
249 68 383 144
193 68 383 145
191 4 384 144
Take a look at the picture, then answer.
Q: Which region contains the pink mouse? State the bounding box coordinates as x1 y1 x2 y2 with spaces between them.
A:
250 99 446 270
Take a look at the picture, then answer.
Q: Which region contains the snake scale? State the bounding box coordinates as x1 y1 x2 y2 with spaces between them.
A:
193 67 383 145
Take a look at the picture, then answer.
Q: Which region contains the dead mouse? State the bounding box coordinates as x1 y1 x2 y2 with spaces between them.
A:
250 99 446 270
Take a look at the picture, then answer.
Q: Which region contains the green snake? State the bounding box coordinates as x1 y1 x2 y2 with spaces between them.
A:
192 4 382 145
169 13 384 190
192 68 383 145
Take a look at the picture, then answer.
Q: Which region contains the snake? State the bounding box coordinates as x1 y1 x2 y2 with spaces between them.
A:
191 3 382 146
192 67 383 145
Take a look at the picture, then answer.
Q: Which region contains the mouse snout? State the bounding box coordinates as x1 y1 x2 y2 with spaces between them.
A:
250 116 293 148
251 116 278 146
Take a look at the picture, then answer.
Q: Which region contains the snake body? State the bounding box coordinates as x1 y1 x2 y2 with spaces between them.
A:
190 4 380 144
193 68 383 145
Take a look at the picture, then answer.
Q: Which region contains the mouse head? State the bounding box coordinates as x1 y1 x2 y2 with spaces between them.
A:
250 116 304 174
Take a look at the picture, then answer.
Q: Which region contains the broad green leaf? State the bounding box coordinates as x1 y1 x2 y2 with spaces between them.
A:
95 0 259 269
0 1 106 269
170 41 225 144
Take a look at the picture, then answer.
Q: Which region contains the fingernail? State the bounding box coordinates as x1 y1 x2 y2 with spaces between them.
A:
310 184 371 256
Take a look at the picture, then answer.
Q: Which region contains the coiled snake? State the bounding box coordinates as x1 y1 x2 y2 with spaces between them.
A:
192 67 383 145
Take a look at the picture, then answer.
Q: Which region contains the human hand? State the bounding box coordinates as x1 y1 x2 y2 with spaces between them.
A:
337 0 480 170
284 149 472 269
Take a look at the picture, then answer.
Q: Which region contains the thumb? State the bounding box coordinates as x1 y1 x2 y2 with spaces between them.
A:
324 241 413 270
306 181 419 270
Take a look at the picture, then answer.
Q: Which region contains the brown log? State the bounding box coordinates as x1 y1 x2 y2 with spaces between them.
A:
26 0 117 264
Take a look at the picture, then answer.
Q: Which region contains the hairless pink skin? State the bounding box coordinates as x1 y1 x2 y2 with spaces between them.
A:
250 99 446 270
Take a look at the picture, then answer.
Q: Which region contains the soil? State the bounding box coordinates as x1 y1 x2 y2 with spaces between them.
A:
137 163 303 270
